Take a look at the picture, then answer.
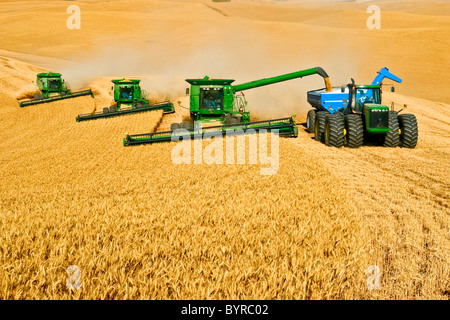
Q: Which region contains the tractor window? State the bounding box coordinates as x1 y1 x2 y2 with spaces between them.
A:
48 79 60 90
355 88 381 111
119 86 134 100
200 88 224 111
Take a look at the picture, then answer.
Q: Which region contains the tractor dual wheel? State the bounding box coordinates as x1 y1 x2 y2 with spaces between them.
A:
383 111 400 147
324 113 344 148
398 114 418 148
307 109 316 133
344 114 364 148
314 112 327 142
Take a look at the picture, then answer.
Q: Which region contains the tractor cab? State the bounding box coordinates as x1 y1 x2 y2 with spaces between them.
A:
353 85 382 112
349 84 389 133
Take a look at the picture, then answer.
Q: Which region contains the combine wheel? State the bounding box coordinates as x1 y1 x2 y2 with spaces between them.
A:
324 113 344 147
344 114 364 148
232 114 243 123
180 121 194 130
306 109 316 133
226 115 239 125
135 102 146 109
109 106 116 113
314 112 326 142
103 107 109 114
398 114 418 148
383 111 400 147
171 123 181 131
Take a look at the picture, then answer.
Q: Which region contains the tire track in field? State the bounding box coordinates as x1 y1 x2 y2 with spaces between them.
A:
290 95 450 298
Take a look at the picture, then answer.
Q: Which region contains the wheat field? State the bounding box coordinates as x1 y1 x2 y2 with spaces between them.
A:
0 0 449 299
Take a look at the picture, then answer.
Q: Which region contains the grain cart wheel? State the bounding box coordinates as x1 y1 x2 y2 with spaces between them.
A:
103 107 109 114
171 123 181 131
180 121 193 130
109 106 116 113
398 114 418 148
314 112 327 142
383 111 400 147
344 114 364 148
324 113 344 147
307 109 316 133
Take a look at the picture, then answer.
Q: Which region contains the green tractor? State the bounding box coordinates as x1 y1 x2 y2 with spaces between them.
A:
124 67 332 146
18 72 94 107
307 68 418 148
76 78 175 122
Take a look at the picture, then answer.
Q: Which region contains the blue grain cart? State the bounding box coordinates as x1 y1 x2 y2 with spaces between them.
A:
306 68 418 148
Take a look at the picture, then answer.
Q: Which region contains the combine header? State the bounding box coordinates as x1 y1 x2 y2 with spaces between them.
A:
307 67 418 148
76 78 174 122
18 72 93 107
124 67 331 146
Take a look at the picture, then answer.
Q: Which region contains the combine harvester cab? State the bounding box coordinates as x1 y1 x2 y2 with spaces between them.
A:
306 67 418 148
124 67 332 146
18 72 94 107
76 78 175 122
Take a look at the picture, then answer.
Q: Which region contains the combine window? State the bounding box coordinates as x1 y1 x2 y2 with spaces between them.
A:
48 79 60 90
200 88 224 110
120 86 134 100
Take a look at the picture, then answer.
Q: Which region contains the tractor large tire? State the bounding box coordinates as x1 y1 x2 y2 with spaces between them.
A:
314 112 327 142
324 113 344 147
180 121 194 130
344 114 364 148
307 109 316 133
171 123 181 131
383 111 400 147
398 114 418 148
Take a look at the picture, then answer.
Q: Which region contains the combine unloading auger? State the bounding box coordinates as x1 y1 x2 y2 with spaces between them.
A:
123 67 331 146
18 72 94 107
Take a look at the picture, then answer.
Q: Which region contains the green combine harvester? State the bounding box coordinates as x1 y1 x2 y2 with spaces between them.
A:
18 72 94 107
123 67 332 146
76 78 175 122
